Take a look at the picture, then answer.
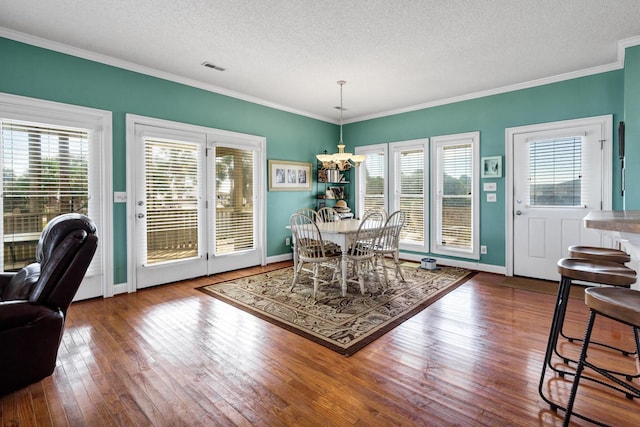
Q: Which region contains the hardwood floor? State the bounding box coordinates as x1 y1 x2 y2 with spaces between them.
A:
2 262 639 426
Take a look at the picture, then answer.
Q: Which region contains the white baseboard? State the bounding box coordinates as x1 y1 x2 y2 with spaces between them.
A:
400 253 506 275
267 251 505 275
113 282 129 295
267 253 293 264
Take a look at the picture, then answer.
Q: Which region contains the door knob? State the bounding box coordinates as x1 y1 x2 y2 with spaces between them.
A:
137 213 145 219
515 210 523 215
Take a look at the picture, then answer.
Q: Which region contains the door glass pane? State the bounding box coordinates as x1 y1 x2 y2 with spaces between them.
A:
528 137 582 207
441 144 472 250
1 120 89 270
144 138 199 265
215 146 254 254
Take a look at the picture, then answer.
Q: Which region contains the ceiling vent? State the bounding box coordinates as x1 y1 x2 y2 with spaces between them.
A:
201 62 226 71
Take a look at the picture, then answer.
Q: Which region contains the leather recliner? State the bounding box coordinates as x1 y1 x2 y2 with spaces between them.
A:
0 213 98 395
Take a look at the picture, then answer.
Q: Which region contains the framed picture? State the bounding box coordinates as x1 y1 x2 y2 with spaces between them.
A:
481 156 502 178
268 160 312 191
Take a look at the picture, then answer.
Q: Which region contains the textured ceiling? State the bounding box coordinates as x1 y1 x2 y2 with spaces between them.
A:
1 0 640 122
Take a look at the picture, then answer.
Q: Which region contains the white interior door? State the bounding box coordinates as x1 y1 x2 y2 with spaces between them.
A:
510 116 612 281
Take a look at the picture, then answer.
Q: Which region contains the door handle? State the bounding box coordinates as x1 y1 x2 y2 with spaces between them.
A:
137 213 145 219
515 210 523 216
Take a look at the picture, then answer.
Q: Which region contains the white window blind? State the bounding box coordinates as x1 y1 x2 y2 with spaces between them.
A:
360 150 385 215
214 146 254 255
431 131 479 259
440 144 472 250
0 119 96 271
398 149 425 244
144 138 199 265
527 137 582 207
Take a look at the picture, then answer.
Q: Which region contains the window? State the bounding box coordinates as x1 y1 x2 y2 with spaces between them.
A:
0 93 111 299
431 132 479 259
389 139 429 252
214 146 255 255
527 136 582 207
143 137 200 265
355 144 387 218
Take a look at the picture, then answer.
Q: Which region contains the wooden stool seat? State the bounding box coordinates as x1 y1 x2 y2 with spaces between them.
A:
586 287 640 328
557 258 636 287
568 245 631 264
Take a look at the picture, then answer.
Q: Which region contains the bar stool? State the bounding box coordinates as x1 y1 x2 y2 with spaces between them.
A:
564 287 640 426
538 258 637 414
563 246 638 357
568 245 631 265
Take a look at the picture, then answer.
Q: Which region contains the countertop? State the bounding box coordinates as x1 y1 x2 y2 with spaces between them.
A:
584 210 640 234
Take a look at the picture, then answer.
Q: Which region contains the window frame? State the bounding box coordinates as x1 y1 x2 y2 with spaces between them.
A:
389 138 429 253
0 92 113 298
430 131 480 259
355 143 388 219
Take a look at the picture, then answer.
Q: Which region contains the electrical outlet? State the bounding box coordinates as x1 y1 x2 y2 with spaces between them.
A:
480 245 487 254
285 237 291 246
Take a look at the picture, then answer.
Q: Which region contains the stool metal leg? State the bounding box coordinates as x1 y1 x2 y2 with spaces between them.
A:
564 311 640 426
563 311 597 427
539 276 572 407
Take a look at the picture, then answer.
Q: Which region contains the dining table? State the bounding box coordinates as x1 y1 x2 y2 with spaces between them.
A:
314 218 385 296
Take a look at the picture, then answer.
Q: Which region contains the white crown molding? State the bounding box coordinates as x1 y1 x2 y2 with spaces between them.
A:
345 61 624 124
2 26 638 126
618 35 640 66
0 27 336 124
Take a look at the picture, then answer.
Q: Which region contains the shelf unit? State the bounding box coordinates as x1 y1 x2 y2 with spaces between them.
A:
316 160 350 211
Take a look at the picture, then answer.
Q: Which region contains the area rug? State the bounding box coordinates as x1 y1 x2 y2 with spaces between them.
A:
198 264 473 356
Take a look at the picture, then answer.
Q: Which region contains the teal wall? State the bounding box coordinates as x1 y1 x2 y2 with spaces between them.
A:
0 36 632 280
0 37 338 284
624 46 640 209
345 71 625 267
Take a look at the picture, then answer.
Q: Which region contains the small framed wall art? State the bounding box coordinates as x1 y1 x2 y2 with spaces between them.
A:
268 160 312 191
481 156 502 178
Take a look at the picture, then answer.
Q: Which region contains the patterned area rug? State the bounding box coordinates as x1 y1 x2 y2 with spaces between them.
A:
199 264 473 356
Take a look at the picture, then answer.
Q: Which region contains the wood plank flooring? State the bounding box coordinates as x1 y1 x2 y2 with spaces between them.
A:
2 262 639 426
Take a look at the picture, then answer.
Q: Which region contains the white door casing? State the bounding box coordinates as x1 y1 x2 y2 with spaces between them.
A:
506 115 613 281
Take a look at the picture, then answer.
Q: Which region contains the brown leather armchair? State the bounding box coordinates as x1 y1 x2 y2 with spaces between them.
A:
0 213 98 395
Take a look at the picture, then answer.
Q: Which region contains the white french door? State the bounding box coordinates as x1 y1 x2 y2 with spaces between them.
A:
128 115 265 290
133 125 208 288
508 115 612 281
207 140 263 274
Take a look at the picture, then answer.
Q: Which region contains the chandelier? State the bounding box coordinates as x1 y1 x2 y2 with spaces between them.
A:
316 81 366 171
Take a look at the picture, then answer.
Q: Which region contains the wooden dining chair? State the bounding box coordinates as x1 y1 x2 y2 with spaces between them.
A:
363 208 387 222
289 213 342 299
345 210 385 294
296 207 317 222
316 207 341 223
374 210 407 286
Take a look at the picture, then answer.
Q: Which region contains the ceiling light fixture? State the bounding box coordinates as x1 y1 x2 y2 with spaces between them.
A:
316 80 366 171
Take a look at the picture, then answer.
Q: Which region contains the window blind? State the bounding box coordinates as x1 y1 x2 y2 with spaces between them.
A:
398 149 424 244
360 151 385 214
144 138 199 265
528 137 582 207
1 119 95 271
214 146 254 254
440 144 472 249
